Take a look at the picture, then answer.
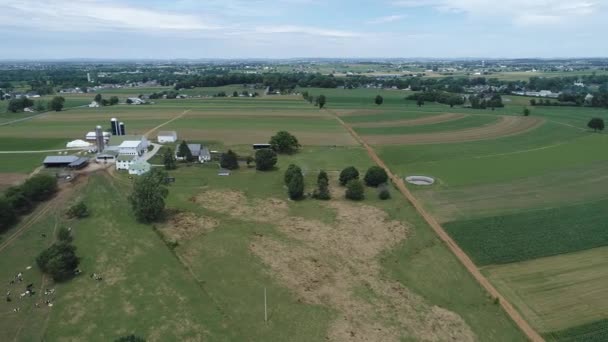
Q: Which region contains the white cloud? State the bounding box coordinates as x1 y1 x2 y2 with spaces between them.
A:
391 0 601 26
253 25 360 38
367 15 406 24
0 0 220 31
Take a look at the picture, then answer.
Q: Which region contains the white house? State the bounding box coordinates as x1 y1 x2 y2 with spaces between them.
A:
129 160 151 175
157 131 177 143
116 155 136 170
88 101 100 108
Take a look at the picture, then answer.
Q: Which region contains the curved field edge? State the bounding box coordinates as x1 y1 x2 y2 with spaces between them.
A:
354 114 497 135
362 116 544 145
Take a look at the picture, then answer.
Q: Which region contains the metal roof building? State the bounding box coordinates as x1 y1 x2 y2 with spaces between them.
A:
43 155 89 169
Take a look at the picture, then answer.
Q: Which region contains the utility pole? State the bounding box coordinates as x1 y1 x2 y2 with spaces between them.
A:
264 287 268 323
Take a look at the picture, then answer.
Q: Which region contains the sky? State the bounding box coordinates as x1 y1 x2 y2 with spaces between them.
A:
0 0 606 59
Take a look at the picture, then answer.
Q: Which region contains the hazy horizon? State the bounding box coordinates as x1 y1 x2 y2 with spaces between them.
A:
0 0 606 59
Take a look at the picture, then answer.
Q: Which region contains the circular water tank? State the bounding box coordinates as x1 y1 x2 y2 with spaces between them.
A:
405 176 435 186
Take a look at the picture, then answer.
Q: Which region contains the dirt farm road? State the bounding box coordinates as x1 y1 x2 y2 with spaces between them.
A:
327 109 544 342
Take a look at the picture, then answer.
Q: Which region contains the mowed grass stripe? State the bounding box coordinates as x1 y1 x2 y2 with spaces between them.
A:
544 319 608 342
484 247 608 337
354 115 497 135
444 198 608 266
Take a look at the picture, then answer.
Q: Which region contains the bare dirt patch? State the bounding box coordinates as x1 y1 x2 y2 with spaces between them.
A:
363 116 545 145
0 173 27 190
197 190 474 341
351 113 467 128
160 211 220 242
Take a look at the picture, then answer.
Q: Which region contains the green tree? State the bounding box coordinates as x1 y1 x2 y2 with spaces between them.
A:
233 91 239 97
129 168 169 223
588 118 605 132
284 164 302 185
57 227 73 242
254 148 277 171
66 201 89 219
48 96 65 111
339 166 359 186
36 242 80 282
0 196 17 232
312 170 330 200
416 98 424 107
269 131 301 154
220 150 239 170
374 95 384 105
523 107 530 116
246 156 254 167
317 95 327 108
378 188 391 200
287 170 304 200
529 99 536 106
5 187 31 214
176 141 193 162
35 100 46 112
94 93 102 103
345 179 364 201
109 96 119 105
163 147 177 170
21 174 57 202
7 97 34 112
364 166 388 187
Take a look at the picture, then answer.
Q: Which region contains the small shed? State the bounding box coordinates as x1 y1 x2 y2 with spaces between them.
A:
218 168 230 176
157 131 178 143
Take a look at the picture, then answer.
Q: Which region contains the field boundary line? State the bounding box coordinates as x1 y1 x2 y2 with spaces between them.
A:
144 109 191 138
326 108 544 342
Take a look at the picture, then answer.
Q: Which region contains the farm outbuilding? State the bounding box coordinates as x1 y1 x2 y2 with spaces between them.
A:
66 139 92 148
43 156 89 169
43 155 79 167
157 131 178 143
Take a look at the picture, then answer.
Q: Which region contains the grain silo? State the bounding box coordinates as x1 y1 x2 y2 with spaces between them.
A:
110 118 118 135
95 125 105 152
119 122 126 136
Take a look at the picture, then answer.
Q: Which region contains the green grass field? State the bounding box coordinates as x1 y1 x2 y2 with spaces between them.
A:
444 198 608 265
355 114 497 135
0 87 533 341
485 247 608 339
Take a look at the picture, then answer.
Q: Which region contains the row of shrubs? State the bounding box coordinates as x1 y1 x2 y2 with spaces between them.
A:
284 165 391 201
0 174 58 233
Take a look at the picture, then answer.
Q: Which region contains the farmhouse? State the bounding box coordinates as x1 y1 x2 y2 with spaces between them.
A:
127 97 145 105
129 160 151 175
157 131 177 143
116 155 136 170
175 143 211 163
88 101 100 108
